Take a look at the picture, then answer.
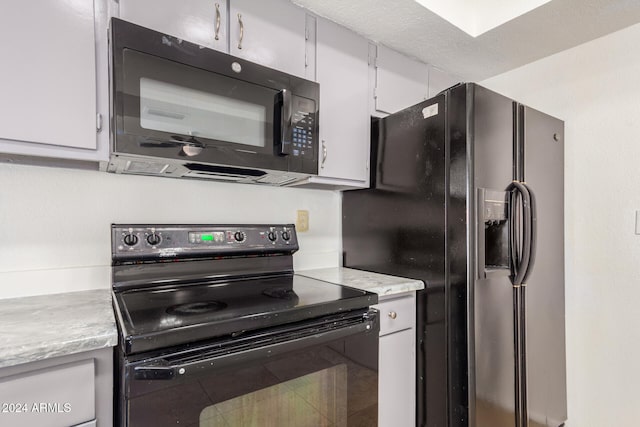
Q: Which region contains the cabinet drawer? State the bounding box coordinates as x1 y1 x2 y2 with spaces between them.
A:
0 359 95 427
375 295 415 336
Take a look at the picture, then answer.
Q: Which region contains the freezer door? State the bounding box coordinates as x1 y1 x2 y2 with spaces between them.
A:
470 85 520 427
521 105 567 427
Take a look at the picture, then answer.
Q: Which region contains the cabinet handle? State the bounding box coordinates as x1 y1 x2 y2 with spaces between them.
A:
388 311 397 320
321 140 327 168
214 3 221 41
237 13 244 50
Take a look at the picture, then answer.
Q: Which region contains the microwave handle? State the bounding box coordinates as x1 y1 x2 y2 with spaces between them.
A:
275 89 293 156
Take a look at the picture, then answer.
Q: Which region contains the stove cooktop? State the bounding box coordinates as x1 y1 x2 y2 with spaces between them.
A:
111 224 378 355
113 273 377 355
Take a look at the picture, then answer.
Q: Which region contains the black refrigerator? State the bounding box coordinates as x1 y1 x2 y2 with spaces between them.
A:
342 83 567 427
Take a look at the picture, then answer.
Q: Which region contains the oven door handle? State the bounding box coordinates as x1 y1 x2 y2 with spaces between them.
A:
133 365 176 380
131 312 378 383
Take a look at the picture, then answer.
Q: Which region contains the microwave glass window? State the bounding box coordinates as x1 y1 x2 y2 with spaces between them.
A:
121 49 276 151
139 78 267 148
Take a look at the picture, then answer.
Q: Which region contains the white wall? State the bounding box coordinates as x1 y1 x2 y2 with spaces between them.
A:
0 163 341 299
482 23 640 427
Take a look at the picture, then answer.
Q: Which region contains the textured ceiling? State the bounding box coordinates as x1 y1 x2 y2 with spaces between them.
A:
292 0 640 81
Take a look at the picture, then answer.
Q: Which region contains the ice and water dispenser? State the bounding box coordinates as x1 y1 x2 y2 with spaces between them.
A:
477 188 510 278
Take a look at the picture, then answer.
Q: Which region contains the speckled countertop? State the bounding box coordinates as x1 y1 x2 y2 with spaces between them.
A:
298 267 424 297
0 289 117 369
0 271 419 369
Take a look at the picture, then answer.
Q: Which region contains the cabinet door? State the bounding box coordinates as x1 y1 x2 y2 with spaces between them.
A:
229 0 307 77
428 65 461 97
0 1 96 150
119 0 227 51
316 19 370 183
374 45 429 114
0 359 95 427
379 329 416 427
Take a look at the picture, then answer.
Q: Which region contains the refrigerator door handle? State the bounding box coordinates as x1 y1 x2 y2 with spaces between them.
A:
509 188 520 273
508 180 533 427
507 181 532 286
521 183 537 284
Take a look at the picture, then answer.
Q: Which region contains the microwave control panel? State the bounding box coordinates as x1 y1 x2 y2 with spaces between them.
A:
291 96 316 159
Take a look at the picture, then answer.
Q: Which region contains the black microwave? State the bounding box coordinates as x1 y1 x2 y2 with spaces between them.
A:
107 18 319 185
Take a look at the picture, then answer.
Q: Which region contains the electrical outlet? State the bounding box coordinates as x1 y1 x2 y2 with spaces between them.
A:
297 210 309 232
636 211 640 235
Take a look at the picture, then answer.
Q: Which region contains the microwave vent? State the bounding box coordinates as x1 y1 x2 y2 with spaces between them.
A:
256 175 298 185
183 171 247 181
185 163 266 177
125 160 169 174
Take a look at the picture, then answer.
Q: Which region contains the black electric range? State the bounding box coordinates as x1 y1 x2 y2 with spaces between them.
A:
111 224 380 427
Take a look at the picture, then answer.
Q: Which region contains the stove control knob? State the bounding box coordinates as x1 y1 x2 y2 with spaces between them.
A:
123 233 138 246
234 231 246 242
146 233 161 246
281 231 291 241
267 231 277 242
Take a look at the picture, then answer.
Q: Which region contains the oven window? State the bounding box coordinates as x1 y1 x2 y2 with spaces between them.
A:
124 336 378 426
139 78 267 148
199 363 348 426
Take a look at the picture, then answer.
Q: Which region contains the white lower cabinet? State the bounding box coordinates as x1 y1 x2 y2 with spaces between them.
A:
376 292 416 426
0 348 112 427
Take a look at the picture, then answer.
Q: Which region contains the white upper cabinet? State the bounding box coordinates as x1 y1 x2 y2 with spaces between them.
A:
0 1 99 154
119 0 307 77
118 0 228 52
428 65 462 97
314 18 370 185
0 0 455 185
374 45 429 114
229 0 307 78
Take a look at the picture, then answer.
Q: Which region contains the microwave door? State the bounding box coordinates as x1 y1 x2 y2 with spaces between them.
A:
110 18 320 179
115 49 286 169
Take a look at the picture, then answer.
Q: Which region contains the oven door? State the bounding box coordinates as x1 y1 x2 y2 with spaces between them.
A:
117 310 378 427
111 18 318 175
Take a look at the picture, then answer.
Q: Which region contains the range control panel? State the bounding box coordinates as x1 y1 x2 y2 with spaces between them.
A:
111 224 298 260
